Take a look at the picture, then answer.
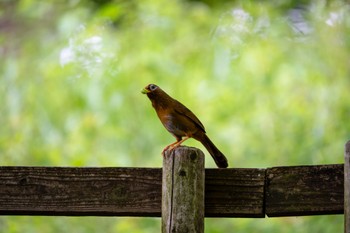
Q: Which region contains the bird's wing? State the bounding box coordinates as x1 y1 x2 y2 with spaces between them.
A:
174 102 206 133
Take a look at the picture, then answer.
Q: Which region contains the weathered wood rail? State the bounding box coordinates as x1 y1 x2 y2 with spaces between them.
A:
0 162 343 217
1 141 349 233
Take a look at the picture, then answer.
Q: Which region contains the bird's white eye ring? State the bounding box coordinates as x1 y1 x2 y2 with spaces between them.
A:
149 84 157 91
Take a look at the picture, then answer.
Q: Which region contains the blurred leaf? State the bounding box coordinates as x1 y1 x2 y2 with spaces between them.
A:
0 0 349 232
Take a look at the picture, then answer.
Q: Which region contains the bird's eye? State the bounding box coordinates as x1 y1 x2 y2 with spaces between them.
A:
149 84 157 91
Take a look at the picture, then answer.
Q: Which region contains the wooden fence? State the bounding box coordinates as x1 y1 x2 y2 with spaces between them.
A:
0 141 349 232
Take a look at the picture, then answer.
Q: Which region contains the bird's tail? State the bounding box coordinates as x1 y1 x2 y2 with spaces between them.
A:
197 133 228 168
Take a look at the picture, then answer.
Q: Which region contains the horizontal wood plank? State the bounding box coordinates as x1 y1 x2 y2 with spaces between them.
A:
205 168 265 217
0 164 344 217
266 164 344 217
0 166 264 217
0 167 162 216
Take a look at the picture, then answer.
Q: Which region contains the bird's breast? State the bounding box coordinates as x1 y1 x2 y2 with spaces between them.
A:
157 111 187 137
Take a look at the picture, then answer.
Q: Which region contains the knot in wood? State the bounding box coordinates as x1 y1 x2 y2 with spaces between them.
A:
19 177 28 185
190 151 197 161
178 169 186 177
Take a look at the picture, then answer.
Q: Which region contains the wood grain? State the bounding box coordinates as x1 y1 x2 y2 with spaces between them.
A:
266 164 344 217
162 146 204 233
0 161 344 217
205 168 265 217
0 166 162 216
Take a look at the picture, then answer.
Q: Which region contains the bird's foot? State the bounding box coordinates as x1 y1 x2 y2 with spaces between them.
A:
161 137 190 156
161 143 180 156
161 146 170 156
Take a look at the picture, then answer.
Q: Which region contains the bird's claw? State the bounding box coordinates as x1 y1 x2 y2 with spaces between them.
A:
161 144 178 156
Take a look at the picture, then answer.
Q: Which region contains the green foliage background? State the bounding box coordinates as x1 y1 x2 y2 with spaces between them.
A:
1 0 349 232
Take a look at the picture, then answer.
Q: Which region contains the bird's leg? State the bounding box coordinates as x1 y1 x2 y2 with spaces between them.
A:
164 136 190 153
162 136 190 156
171 136 190 149
162 140 180 154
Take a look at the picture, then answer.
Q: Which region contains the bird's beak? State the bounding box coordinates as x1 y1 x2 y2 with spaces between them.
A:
141 88 150 94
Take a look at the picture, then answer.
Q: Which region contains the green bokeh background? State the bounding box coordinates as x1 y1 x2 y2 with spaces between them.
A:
1 0 349 232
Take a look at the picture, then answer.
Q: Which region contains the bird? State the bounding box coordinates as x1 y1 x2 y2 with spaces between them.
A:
141 84 228 168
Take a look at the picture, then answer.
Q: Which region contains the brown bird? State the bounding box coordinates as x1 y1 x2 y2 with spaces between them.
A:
141 84 228 168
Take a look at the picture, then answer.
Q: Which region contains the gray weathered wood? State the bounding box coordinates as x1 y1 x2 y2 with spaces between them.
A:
0 163 344 217
0 167 162 216
0 165 266 217
205 168 265 217
162 146 205 233
345 141 350 233
266 164 344 217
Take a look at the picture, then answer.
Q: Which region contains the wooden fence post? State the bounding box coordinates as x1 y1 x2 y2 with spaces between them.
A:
162 146 205 233
345 140 350 233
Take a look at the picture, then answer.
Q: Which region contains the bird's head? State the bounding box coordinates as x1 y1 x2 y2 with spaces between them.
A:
141 84 159 94
141 84 162 98
142 84 173 106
